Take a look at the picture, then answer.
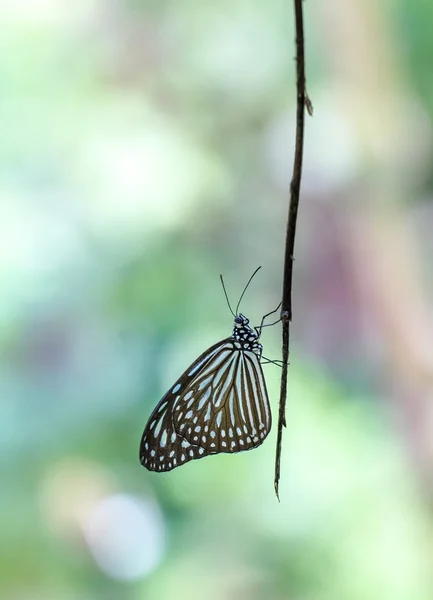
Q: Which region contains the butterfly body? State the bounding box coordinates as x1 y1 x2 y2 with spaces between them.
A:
140 313 271 472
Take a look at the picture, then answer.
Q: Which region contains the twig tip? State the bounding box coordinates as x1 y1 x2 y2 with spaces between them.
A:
274 480 280 502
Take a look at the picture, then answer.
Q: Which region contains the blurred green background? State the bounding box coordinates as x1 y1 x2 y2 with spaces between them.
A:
2 0 433 598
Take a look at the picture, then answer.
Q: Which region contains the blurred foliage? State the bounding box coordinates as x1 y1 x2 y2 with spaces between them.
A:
2 1 433 599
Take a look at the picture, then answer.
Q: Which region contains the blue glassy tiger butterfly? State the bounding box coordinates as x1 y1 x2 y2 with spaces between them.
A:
139 267 278 472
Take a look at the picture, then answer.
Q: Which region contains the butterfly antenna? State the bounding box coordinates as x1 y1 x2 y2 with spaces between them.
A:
220 274 236 317
235 266 262 315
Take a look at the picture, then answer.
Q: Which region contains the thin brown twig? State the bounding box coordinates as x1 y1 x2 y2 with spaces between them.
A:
274 0 308 500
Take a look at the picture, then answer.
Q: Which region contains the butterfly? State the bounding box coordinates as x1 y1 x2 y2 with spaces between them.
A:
139 268 277 472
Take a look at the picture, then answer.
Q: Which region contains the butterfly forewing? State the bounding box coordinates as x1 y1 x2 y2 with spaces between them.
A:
139 340 230 471
140 314 271 472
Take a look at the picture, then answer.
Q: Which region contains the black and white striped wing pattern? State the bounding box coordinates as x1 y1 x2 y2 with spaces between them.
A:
140 314 271 472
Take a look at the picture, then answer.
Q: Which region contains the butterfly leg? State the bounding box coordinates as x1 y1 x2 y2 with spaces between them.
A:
261 356 284 368
255 302 282 337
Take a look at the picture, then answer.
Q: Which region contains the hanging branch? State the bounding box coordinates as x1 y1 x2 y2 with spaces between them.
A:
274 0 309 499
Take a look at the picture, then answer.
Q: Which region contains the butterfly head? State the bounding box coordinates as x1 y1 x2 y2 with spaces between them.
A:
234 313 249 328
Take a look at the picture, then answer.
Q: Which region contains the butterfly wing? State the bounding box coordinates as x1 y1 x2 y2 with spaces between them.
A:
140 339 271 472
139 338 231 471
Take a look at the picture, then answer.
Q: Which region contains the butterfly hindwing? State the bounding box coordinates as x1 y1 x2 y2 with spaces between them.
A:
172 344 271 454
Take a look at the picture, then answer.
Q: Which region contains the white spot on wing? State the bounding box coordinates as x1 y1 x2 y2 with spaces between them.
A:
153 418 163 438
188 354 212 376
197 388 211 410
198 376 212 391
